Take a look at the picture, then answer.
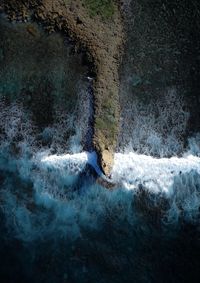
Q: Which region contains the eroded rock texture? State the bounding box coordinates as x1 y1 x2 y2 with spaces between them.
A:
1 0 124 175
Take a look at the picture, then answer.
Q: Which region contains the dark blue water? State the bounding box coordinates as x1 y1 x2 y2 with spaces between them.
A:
0 147 200 283
0 7 200 283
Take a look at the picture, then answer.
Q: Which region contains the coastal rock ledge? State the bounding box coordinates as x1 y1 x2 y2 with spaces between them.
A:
1 0 124 176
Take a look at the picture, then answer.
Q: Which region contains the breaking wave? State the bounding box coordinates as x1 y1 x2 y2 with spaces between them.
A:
0 98 200 282
118 88 191 156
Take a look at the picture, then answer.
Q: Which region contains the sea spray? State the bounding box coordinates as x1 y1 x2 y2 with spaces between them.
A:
118 89 190 156
0 2 200 281
112 152 200 193
0 108 200 283
0 80 199 283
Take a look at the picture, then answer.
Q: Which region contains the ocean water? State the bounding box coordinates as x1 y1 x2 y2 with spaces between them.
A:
0 7 200 283
0 93 200 283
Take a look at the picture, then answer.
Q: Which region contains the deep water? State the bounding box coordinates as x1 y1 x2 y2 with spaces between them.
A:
0 134 200 283
0 7 200 283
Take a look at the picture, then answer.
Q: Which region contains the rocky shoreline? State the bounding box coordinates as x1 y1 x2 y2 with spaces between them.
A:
1 0 125 176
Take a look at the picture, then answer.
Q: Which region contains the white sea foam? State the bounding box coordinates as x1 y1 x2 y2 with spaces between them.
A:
112 152 200 193
40 152 88 174
118 88 190 156
39 147 200 196
0 100 200 241
40 151 112 181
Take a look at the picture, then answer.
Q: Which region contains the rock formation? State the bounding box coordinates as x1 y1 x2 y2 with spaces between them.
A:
1 0 124 176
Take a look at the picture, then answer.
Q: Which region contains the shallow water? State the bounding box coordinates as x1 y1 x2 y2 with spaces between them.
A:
119 0 200 155
0 9 200 283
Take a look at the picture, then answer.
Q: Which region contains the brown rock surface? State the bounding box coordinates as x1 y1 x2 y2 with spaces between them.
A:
1 0 124 176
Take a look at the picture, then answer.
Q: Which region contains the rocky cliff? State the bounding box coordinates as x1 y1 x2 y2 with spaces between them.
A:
1 0 124 176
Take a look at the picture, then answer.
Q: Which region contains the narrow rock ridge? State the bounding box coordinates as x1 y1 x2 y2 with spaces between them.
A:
1 0 124 176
